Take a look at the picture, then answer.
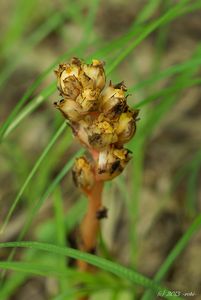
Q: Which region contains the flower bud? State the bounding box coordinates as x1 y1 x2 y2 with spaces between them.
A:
76 88 100 112
87 117 118 150
55 58 106 115
73 118 92 148
72 157 95 191
115 109 139 145
82 59 106 91
55 59 82 99
54 99 83 122
99 82 127 118
96 147 132 180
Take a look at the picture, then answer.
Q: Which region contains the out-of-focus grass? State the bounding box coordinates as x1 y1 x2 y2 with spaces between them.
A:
0 241 184 300
0 0 201 299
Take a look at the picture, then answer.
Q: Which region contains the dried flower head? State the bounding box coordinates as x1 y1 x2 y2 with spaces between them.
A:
55 58 106 116
54 57 139 191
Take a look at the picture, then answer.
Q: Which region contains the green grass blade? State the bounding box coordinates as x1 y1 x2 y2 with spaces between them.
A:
0 241 183 300
0 122 66 234
0 0 38 57
0 198 86 299
0 261 123 299
0 261 75 278
141 214 201 300
37 197 86 243
83 0 100 37
53 187 68 292
135 0 161 24
0 11 67 89
0 272 27 300
0 149 83 274
17 149 83 238
106 0 200 74
133 43 201 94
53 187 66 247
135 77 201 109
0 81 56 141
127 42 201 269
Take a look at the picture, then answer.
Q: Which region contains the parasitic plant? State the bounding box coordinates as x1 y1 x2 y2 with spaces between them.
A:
54 57 139 298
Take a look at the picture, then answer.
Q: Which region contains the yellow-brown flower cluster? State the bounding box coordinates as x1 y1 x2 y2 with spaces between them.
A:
54 58 139 191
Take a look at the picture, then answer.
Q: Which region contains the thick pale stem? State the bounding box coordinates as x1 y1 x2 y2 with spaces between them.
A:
78 180 104 272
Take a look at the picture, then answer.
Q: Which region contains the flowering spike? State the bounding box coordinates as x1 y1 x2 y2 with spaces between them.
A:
54 57 139 283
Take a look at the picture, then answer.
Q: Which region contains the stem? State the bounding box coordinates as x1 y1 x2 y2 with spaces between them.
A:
77 180 104 300
78 180 104 271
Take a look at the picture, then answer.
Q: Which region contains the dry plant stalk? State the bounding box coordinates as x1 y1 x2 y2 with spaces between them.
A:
54 57 139 298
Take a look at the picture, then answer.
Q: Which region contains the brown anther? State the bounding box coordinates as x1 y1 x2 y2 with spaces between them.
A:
96 207 108 219
71 57 82 66
114 81 127 91
110 160 121 175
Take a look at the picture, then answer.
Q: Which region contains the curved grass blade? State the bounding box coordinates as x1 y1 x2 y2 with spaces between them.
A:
141 214 201 300
0 261 75 278
0 272 26 300
134 77 201 109
1 82 56 140
0 0 38 57
0 122 66 234
0 0 95 86
0 11 67 89
131 56 201 93
0 241 183 300
0 149 84 282
106 0 201 74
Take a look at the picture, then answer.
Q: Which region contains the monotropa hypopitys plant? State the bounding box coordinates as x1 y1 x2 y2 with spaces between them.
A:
54 57 139 298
